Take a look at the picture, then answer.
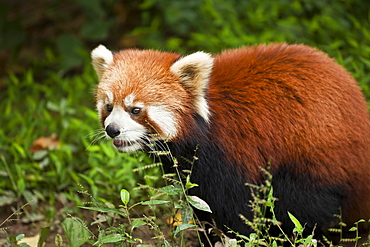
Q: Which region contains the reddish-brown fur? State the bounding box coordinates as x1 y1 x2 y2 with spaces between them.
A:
207 44 370 224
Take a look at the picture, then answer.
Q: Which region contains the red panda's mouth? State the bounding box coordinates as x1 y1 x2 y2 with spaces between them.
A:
113 139 133 147
112 139 143 153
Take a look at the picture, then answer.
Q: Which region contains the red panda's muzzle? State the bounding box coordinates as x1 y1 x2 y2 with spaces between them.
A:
104 123 149 153
106 124 120 138
112 139 140 154
106 125 141 148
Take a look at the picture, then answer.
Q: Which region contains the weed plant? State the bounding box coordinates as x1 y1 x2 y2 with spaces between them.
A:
58 147 209 246
35 159 370 247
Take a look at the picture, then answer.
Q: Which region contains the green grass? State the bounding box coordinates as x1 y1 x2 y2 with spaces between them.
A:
0 57 160 245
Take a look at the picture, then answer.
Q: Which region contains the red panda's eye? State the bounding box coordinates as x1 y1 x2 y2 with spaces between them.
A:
130 107 142 116
106 104 113 113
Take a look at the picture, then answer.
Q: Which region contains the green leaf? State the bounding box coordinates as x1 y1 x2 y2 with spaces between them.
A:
16 178 26 197
303 234 314 246
186 195 212 213
174 223 196 237
38 227 50 247
272 240 278 247
185 175 199 190
185 181 199 190
226 238 238 247
32 150 48 161
16 234 25 241
97 234 124 244
131 219 147 230
61 218 90 247
79 206 127 216
140 200 169 205
13 143 26 158
46 101 60 112
288 212 303 233
266 187 275 207
162 239 173 247
0 190 17 206
18 243 31 247
120 189 130 206
349 226 357 231
158 185 183 195
180 203 193 225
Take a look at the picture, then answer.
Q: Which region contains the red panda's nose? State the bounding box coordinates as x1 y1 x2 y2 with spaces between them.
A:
106 124 120 138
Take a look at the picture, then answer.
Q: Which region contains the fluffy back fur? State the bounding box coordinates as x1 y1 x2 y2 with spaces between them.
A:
92 43 370 243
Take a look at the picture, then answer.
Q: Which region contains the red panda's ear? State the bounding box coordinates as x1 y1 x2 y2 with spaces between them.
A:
170 52 214 122
91 45 114 80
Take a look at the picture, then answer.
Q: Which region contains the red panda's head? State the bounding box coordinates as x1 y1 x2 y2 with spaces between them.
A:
91 45 214 152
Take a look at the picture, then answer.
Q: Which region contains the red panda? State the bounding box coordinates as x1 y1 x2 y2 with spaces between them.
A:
91 43 370 244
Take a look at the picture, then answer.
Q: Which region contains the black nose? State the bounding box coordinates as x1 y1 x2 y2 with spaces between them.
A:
106 125 120 138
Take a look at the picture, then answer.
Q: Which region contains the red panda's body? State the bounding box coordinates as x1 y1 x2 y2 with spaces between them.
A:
92 43 370 244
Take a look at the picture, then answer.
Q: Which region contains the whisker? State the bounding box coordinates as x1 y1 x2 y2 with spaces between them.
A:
154 140 169 153
142 136 155 151
143 136 172 160
128 139 135 148
85 129 107 151
85 129 104 140
140 136 158 160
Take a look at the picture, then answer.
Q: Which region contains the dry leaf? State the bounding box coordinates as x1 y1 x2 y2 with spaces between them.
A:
19 234 45 247
165 212 193 227
30 133 60 154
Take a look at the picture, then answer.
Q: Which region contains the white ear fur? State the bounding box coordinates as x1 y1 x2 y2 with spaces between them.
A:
170 51 214 122
91 45 114 80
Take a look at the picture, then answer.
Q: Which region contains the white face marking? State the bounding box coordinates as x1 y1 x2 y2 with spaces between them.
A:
124 93 145 110
97 91 114 120
106 91 114 103
96 100 104 119
104 106 147 152
147 106 178 139
124 94 135 108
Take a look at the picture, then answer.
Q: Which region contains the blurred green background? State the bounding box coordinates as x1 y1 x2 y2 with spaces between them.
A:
0 0 369 245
